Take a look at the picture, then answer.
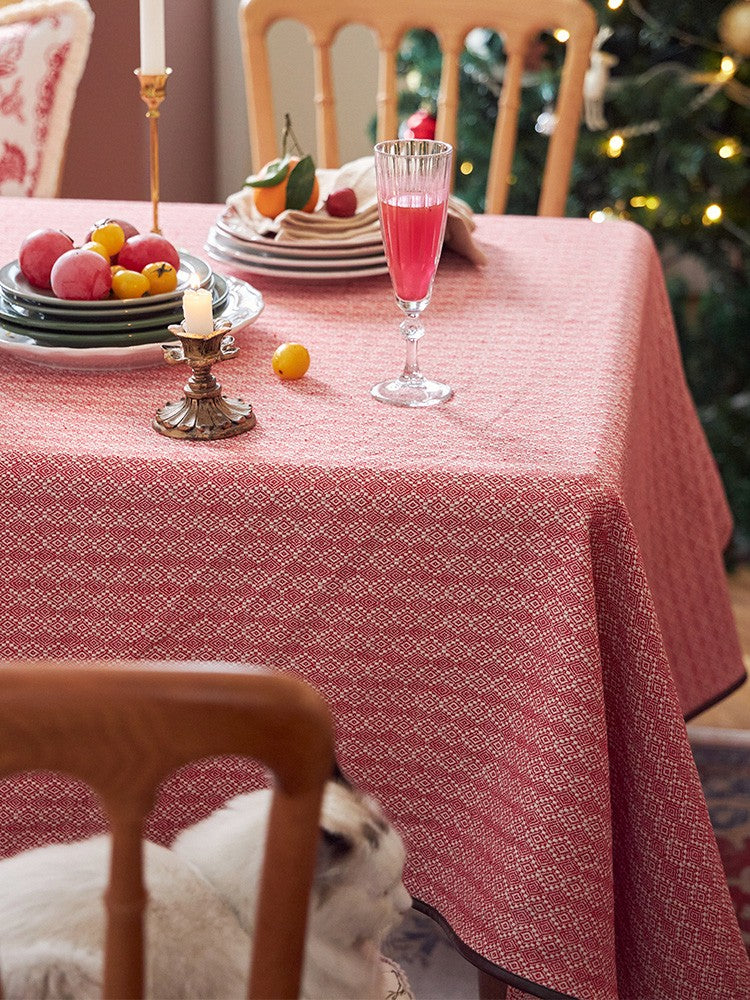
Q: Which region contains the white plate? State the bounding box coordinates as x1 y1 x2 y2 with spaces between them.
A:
0 252 212 312
207 228 387 271
215 207 383 256
212 227 386 263
205 243 389 281
0 275 263 371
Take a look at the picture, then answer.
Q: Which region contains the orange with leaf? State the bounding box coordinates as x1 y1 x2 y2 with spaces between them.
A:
244 115 319 220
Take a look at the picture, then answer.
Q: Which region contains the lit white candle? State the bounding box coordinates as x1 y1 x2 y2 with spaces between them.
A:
183 279 214 335
139 0 166 75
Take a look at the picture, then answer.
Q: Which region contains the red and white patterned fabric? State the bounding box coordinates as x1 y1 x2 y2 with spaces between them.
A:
0 0 92 197
0 199 748 1000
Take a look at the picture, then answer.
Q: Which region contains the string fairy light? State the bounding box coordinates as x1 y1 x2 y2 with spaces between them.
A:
703 203 723 224
630 195 661 209
717 137 741 158
589 206 628 222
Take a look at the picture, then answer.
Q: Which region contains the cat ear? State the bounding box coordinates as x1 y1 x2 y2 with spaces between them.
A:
319 827 354 863
331 758 352 787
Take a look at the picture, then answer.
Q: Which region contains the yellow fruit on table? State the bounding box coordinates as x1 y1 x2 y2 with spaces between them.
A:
142 260 178 295
252 156 319 220
90 222 125 258
272 342 310 380
112 269 150 300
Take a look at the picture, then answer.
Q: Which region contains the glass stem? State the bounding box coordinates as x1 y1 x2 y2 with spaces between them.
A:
400 311 425 385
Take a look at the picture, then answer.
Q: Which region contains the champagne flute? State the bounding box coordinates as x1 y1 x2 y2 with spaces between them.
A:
372 139 454 407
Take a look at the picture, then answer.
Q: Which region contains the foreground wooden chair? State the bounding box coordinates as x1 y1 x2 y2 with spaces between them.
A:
0 661 335 1000
238 0 597 215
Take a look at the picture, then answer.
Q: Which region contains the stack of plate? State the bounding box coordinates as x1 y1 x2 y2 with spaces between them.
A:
0 253 264 371
205 207 389 281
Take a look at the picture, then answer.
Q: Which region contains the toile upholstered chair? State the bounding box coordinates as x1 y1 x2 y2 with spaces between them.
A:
0 0 93 197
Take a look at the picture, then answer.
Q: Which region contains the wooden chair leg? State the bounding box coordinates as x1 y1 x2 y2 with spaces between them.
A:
478 967 509 999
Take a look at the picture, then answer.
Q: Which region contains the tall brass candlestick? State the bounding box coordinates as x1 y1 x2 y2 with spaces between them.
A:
135 67 171 234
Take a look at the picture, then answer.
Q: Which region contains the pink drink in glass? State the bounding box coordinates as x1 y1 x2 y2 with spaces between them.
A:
379 195 448 302
372 138 453 407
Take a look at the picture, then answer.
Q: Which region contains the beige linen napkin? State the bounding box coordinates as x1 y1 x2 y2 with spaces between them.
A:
226 156 487 266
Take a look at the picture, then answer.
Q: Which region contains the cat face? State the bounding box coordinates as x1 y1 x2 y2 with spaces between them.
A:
172 777 412 954
312 780 412 950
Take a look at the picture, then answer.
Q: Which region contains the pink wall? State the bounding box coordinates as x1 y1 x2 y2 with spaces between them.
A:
61 0 215 203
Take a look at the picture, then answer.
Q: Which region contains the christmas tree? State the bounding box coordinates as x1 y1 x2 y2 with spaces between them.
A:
395 0 750 559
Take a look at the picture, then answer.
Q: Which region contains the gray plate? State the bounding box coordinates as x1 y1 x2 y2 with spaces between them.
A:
0 275 263 369
0 274 229 333
0 275 230 347
0 252 211 313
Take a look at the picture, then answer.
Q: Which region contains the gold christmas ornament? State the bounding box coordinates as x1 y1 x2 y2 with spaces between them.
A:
719 0 750 57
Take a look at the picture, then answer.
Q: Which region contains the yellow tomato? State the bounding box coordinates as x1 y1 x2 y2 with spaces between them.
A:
110 264 125 276
80 240 110 261
142 261 178 295
91 222 125 258
112 269 150 299
272 342 310 380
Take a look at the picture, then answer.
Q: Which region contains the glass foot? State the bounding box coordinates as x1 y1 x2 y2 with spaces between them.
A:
371 376 453 407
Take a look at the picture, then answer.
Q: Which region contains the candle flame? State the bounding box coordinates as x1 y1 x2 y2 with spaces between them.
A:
189 274 200 291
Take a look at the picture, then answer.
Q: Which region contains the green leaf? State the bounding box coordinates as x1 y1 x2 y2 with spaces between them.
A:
243 157 290 188
285 155 315 210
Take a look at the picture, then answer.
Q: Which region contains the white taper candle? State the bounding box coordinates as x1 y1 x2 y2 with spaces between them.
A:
139 0 166 75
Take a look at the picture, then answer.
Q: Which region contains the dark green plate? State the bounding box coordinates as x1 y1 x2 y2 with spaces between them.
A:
0 275 229 342
0 316 178 348
0 275 264 371
0 273 228 331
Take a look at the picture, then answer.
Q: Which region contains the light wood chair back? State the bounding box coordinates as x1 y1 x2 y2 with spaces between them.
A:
238 0 597 215
0 660 335 1000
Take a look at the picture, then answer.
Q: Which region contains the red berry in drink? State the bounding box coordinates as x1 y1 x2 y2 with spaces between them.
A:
18 228 74 289
50 249 112 301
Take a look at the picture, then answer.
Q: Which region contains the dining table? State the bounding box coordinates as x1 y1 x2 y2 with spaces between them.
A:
0 195 748 1000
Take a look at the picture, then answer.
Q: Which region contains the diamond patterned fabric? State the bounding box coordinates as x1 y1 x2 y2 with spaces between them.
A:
0 199 747 999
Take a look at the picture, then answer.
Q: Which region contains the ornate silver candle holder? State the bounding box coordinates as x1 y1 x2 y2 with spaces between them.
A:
153 320 256 440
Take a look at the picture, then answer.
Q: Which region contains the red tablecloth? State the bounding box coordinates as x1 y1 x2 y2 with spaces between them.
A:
0 198 747 1000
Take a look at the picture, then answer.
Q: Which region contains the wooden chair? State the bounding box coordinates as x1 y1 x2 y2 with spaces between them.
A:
0 660 335 1000
238 0 597 215
0 0 94 197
